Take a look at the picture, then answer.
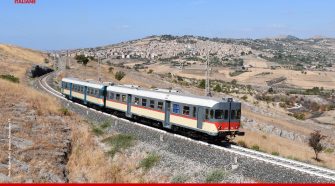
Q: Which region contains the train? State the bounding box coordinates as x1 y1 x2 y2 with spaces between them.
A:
61 77 244 141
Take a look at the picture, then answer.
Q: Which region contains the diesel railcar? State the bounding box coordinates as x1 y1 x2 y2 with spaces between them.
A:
61 77 244 141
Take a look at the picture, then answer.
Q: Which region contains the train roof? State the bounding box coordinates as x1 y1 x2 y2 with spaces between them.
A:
62 77 234 108
107 85 220 107
62 78 104 89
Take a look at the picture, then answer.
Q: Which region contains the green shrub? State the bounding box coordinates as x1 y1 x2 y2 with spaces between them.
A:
171 175 188 183
198 79 206 89
205 169 227 183
92 126 104 136
237 140 247 148
59 108 70 116
271 151 280 156
241 95 248 101
251 145 260 151
293 113 305 120
100 121 111 129
147 69 154 74
324 148 334 154
0 74 20 83
139 153 160 171
115 71 126 81
103 134 135 157
213 84 222 92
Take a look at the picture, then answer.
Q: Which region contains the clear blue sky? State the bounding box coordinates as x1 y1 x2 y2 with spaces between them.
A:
0 0 334 50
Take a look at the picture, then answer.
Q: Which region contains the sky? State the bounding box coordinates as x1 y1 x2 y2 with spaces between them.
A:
0 0 335 50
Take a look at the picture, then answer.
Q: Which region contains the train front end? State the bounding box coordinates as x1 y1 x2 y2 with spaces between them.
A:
210 98 244 140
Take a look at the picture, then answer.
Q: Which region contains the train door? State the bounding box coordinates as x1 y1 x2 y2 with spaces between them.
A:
126 94 132 117
230 101 241 130
69 83 73 99
102 86 107 108
164 101 171 129
84 86 87 104
197 107 204 129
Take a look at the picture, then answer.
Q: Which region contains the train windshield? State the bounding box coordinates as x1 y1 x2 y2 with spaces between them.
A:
214 110 230 119
214 110 224 119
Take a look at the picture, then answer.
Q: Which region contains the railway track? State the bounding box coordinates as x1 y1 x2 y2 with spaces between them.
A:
38 72 335 182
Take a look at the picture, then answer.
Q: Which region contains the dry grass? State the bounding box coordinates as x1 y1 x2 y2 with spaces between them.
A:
0 79 60 116
236 129 335 169
0 44 45 63
67 122 144 183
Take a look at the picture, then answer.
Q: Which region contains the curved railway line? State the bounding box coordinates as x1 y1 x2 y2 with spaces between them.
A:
38 72 335 182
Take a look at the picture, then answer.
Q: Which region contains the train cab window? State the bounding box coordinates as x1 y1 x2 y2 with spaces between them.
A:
237 109 241 119
205 109 209 120
142 98 147 107
116 94 120 101
183 106 190 116
121 95 127 102
150 100 155 109
172 104 180 114
110 92 114 99
210 110 214 119
192 107 197 118
215 110 224 119
231 110 236 120
224 110 229 120
157 102 163 110
134 97 140 105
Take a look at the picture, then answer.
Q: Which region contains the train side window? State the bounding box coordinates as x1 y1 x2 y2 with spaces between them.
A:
116 94 120 101
237 109 241 119
192 107 197 118
224 110 229 120
109 92 114 100
121 95 126 102
205 109 209 120
183 106 190 116
172 104 180 114
210 110 214 119
231 110 236 119
157 101 163 110
134 97 139 105
150 100 155 109
215 110 224 119
90 89 94 95
142 98 147 107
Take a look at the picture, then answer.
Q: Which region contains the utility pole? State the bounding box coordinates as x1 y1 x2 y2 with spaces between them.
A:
8 119 12 178
98 57 101 82
205 53 212 97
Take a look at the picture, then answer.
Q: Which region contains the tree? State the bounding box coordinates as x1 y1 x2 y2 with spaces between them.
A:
231 79 237 85
115 71 126 81
75 54 90 79
308 130 326 161
75 55 90 66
